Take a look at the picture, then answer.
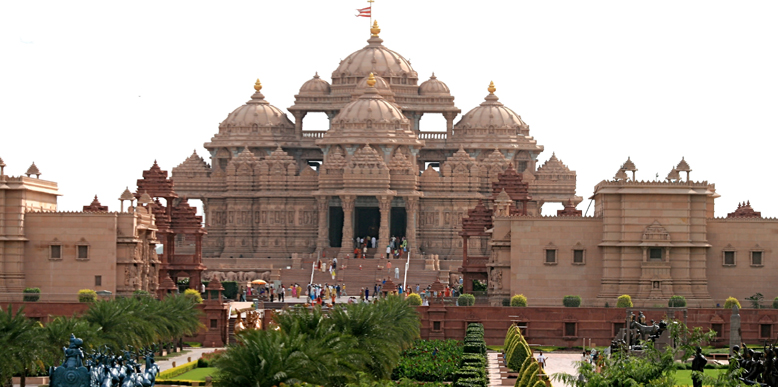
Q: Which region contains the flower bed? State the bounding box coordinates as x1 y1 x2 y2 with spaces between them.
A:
392 339 464 382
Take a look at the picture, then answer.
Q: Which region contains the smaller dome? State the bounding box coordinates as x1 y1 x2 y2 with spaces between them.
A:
352 74 394 101
419 73 450 95
299 72 331 95
455 81 527 131
220 79 294 130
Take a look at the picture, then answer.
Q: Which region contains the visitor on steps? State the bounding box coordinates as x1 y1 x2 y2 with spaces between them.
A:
371 236 376 248
386 245 391 259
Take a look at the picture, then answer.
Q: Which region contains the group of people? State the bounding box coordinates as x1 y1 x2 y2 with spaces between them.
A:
306 283 347 306
240 283 286 302
351 235 409 259
386 236 408 259
315 256 339 280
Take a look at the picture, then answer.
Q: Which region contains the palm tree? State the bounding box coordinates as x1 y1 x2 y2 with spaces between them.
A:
40 315 97 365
0 306 46 387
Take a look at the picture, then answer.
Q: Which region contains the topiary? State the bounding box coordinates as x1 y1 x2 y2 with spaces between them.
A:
78 289 97 303
23 287 41 302
458 294 476 306
563 295 581 307
668 295 686 307
407 293 422 306
616 294 633 308
184 289 203 303
773 297 778 309
508 339 531 372
221 281 239 300
517 361 538 387
724 297 741 309
518 354 533 375
511 294 527 307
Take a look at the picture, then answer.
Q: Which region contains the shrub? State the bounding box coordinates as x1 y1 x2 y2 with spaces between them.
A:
563 295 581 307
196 358 209 368
464 342 485 355
407 293 422 306
773 297 778 309
724 297 741 309
511 294 527 307
502 298 510 306
221 281 239 300
78 289 97 303
616 294 633 308
392 339 463 382
668 295 686 307
460 354 486 368
453 377 487 387
184 289 203 303
133 290 152 298
458 294 475 306
158 360 198 379
23 287 41 302
508 340 530 372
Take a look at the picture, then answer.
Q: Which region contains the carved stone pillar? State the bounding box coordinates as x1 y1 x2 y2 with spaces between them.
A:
443 112 457 139
377 195 392 257
405 197 419 255
339 195 355 256
292 111 307 139
316 196 329 252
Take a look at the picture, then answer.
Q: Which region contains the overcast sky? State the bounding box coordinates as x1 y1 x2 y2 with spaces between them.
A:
1 1 776 218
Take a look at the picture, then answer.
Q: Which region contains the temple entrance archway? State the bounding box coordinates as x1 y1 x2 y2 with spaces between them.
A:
390 208 406 239
329 207 343 247
355 207 380 240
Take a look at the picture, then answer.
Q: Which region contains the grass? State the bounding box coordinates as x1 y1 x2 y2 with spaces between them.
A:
674 369 726 386
169 367 218 381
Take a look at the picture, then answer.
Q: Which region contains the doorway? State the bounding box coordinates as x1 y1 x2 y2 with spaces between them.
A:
329 207 343 247
355 208 380 240
390 207 406 239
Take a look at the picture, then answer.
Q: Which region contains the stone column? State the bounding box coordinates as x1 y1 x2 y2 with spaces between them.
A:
292 111 307 139
730 305 741 356
316 196 329 252
443 112 457 139
339 195 355 257
377 195 392 257
405 197 419 255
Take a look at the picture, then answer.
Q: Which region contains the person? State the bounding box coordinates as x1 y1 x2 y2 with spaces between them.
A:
364 287 369 301
398 284 403 295
354 247 361 259
279 284 285 302
401 237 408 254
269 288 275 302
371 236 376 248
416 284 420 293
691 346 707 387
362 245 368 258
355 236 360 248
537 351 546 369
333 257 338 270
240 287 246 302
291 284 297 298
342 283 347 296
386 245 391 259
395 266 400 279
201 283 206 293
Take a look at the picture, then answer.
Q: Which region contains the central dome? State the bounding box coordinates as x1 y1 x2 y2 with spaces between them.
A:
331 22 418 86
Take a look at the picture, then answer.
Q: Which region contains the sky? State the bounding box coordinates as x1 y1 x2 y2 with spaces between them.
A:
1 1 777 217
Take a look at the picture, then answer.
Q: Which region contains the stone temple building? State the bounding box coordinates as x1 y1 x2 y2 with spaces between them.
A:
171 22 579 269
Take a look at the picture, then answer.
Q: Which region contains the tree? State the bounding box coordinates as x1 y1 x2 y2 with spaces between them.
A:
616 295 633 308
0 306 45 387
723 297 741 309
511 294 527 307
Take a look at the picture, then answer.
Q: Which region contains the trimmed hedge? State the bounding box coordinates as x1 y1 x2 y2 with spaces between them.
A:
458 294 475 306
511 294 527 307
563 295 581 307
222 281 238 300
407 293 422 306
616 294 633 308
668 295 687 307
78 289 97 303
158 360 198 379
460 354 485 368
453 377 487 387
724 297 741 309
518 362 539 387
23 288 41 302
773 297 778 310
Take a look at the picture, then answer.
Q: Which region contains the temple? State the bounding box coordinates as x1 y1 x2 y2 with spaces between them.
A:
170 22 579 273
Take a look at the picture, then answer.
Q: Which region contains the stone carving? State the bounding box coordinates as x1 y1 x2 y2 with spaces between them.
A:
490 268 502 290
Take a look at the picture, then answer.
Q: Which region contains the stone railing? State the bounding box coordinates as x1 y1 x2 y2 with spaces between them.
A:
302 131 326 139
418 132 447 140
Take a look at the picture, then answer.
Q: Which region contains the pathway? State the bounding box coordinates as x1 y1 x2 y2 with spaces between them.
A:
156 347 225 372
487 350 584 387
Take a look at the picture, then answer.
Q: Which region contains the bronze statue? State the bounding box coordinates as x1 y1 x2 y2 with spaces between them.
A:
691 346 707 387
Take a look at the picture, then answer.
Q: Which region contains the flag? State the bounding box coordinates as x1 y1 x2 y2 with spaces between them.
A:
356 6 371 17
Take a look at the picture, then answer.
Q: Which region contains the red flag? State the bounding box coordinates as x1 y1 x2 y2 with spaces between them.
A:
356 6 371 17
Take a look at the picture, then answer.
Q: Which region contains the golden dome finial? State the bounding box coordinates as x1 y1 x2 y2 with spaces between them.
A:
254 79 262 92
366 72 376 87
370 20 381 37
488 81 496 94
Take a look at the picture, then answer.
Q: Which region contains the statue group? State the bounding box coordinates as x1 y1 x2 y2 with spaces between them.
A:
49 335 159 387
731 343 778 387
611 311 668 353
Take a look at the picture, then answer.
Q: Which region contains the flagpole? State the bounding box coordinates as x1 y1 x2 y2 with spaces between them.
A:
368 0 374 27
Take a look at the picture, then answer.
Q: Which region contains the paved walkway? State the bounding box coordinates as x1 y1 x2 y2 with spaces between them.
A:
156 347 225 371
487 351 502 386
486 351 584 387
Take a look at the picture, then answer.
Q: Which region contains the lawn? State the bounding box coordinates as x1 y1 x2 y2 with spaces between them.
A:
170 367 218 381
156 349 191 361
674 369 726 386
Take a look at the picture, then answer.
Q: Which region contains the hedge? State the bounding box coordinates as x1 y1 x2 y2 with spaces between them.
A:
78 289 97 303
453 377 487 387
222 281 238 300
563 295 581 307
23 288 41 302
773 297 778 310
616 294 633 308
458 294 475 306
724 297 741 309
517 362 539 387
668 295 687 307
508 340 530 372
511 294 527 307
158 360 198 379
460 354 485 368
